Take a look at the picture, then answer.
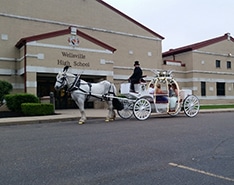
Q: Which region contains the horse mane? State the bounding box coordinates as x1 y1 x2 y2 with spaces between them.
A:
65 72 76 77
63 65 71 72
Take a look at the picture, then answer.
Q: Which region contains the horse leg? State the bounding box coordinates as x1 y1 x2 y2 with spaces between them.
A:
79 109 87 124
78 101 87 124
73 94 87 124
105 100 116 122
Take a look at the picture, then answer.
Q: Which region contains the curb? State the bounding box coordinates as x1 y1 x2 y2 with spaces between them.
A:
0 117 78 126
0 109 233 126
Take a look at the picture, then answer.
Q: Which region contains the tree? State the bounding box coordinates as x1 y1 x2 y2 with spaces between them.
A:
0 80 13 105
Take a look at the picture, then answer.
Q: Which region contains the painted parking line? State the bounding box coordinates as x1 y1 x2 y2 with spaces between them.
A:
169 162 234 182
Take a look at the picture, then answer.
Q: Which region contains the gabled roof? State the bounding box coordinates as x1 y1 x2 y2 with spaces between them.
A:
97 0 164 40
15 27 116 53
163 33 234 57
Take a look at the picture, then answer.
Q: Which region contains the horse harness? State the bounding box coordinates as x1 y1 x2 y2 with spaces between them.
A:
66 75 115 102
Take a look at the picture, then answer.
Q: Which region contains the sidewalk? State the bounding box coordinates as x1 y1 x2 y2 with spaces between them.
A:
0 109 108 126
0 108 234 126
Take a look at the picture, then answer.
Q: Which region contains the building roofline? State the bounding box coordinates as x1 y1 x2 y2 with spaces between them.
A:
15 27 116 53
162 33 234 57
97 0 164 40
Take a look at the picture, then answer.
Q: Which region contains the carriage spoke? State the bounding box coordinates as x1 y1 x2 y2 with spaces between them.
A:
117 100 133 119
133 98 151 120
183 95 200 117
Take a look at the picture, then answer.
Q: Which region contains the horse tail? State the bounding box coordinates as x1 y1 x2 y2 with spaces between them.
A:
111 83 124 110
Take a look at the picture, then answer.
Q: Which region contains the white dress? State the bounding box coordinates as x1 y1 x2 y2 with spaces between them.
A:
169 91 177 109
148 87 154 94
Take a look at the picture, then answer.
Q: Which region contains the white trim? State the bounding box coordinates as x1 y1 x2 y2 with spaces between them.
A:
197 96 234 100
17 68 24 75
114 66 162 72
193 50 234 58
25 53 38 58
0 13 161 41
10 82 36 89
26 81 37 88
0 69 15 75
25 53 44 60
113 74 152 81
114 66 234 76
181 87 195 91
96 28 161 41
114 66 133 70
114 74 130 80
114 75 234 83
1 63 233 82
176 77 234 83
27 41 113 54
170 70 234 76
0 57 15 62
16 66 114 76
165 61 181 66
100 59 114 64
17 56 25 62
12 83 24 89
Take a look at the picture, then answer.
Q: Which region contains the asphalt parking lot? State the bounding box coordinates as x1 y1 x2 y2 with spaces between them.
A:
0 112 234 185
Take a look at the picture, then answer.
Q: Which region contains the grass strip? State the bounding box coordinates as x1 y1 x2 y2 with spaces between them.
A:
200 104 234 109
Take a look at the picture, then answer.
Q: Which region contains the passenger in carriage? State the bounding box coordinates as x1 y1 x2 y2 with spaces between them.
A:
168 84 173 97
148 83 155 94
170 83 178 97
128 61 142 92
155 84 168 103
169 83 179 110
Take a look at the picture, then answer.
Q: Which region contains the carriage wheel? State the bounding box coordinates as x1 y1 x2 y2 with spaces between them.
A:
133 98 151 121
117 100 133 119
183 95 200 117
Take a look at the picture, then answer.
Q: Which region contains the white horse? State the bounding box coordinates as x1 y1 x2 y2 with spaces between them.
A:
54 66 117 124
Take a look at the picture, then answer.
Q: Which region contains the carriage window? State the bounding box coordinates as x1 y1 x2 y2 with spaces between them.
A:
216 60 221 68
201 82 206 96
216 82 225 96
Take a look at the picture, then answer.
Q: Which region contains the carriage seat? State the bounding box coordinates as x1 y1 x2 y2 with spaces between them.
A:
131 75 147 85
155 95 168 103
136 75 147 84
130 75 147 93
120 75 147 94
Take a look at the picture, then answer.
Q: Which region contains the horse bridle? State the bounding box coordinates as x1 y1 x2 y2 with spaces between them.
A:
56 73 80 91
56 75 67 89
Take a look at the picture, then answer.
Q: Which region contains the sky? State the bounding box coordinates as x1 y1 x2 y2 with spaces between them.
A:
104 0 234 52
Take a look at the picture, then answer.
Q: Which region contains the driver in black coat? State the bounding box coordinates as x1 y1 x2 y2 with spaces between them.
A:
128 61 143 92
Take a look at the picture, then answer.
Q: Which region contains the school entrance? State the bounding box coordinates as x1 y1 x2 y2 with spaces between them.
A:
37 74 106 109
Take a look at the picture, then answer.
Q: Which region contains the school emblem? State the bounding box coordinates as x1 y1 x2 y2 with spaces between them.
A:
68 35 79 46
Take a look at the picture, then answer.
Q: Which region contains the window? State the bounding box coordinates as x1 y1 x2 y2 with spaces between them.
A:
216 60 221 68
227 61 231 69
216 82 225 96
201 82 206 96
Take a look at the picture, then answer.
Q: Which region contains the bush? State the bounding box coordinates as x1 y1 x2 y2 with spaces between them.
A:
5 93 39 112
21 103 54 116
0 80 13 105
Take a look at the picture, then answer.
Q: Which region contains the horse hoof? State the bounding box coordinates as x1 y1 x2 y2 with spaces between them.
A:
78 121 84 125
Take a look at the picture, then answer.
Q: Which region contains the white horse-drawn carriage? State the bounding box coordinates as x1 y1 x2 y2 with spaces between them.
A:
116 70 200 120
54 66 199 124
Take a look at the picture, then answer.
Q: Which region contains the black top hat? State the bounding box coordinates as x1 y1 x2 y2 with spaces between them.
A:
134 61 140 66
